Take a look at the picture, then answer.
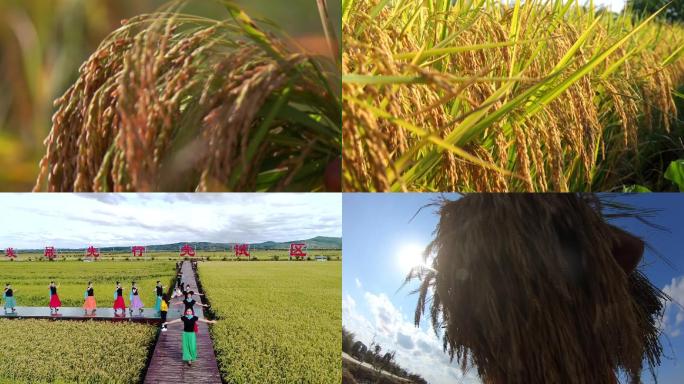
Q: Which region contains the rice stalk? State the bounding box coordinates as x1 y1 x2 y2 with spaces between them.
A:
406 194 669 383
34 0 341 192
343 0 684 191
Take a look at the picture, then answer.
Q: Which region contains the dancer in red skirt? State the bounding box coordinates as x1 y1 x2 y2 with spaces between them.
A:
48 281 61 313
113 281 126 315
83 281 96 315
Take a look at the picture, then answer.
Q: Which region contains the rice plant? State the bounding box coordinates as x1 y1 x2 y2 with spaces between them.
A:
343 0 684 191
405 194 669 382
198 262 341 383
0 319 156 383
34 0 341 192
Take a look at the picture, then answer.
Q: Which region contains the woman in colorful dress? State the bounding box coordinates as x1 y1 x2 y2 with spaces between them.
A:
174 291 209 313
3 283 16 313
129 281 144 315
83 281 96 315
154 281 164 313
162 308 216 366
113 281 126 315
48 281 61 313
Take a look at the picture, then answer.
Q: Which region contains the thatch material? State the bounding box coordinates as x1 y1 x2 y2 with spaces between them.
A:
408 194 668 383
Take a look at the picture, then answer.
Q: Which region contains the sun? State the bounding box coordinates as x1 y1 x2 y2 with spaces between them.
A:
397 244 427 273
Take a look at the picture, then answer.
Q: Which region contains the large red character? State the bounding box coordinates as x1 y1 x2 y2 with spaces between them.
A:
5 248 16 260
180 244 195 257
235 244 250 258
289 243 307 260
132 246 145 257
86 246 100 259
44 246 56 260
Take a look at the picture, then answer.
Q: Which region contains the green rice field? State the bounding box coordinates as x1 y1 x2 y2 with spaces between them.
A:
198 261 342 383
0 261 176 307
0 319 156 383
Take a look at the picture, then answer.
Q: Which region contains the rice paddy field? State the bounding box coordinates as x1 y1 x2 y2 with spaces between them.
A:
0 319 157 384
3 249 342 261
343 0 684 192
198 261 342 384
0 261 175 307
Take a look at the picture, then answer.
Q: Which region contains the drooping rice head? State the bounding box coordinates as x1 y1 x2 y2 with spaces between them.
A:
409 194 668 383
343 0 684 192
35 1 340 192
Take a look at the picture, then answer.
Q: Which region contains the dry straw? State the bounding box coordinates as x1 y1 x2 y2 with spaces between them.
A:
406 194 669 383
343 0 684 191
35 1 340 192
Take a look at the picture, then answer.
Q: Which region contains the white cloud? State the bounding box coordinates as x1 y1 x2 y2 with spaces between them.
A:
343 290 481 384
0 193 342 248
662 275 684 338
355 277 363 289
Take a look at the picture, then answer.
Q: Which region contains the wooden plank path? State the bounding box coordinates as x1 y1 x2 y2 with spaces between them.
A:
143 261 221 384
0 306 160 323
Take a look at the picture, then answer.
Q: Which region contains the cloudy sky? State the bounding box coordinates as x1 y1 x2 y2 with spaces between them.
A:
343 193 684 384
0 194 341 249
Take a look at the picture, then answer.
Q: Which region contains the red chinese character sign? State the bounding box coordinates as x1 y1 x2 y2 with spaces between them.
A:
44 246 57 260
132 246 145 257
180 244 195 257
5 248 16 260
289 243 307 260
234 244 250 258
86 246 100 259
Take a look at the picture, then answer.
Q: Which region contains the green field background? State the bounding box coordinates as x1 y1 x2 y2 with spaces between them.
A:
0 319 156 384
199 261 342 383
0 261 176 307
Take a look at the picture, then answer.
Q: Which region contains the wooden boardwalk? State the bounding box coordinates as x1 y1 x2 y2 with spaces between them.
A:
144 261 221 384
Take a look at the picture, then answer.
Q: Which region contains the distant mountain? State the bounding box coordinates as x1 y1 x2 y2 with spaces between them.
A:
12 236 342 252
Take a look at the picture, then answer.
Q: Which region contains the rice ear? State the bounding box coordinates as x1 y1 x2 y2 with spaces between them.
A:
34 1 340 192
411 194 668 383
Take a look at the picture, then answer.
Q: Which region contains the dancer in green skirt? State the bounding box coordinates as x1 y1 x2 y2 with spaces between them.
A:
162 308 216 366
3 283 17 313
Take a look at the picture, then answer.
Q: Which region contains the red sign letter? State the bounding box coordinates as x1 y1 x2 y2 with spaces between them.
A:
289 243 307 259
234 244 250 258
180 244 195 257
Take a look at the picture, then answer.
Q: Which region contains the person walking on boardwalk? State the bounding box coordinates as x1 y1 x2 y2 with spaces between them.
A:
113 281 126 315
162 308 216 366
48 281 61 313
174 291 209 313
3 283 16 313
83 281 96 315
160 294 169 332
154 281 164 313
129 281 144 315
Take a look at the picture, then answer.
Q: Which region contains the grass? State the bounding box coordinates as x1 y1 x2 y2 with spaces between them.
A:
32 0 340 192
198 261 341 383
0 319 156 384
0 261 175 307
343 0 684 191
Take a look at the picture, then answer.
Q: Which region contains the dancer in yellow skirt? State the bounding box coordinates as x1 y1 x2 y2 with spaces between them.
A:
83 281 96 315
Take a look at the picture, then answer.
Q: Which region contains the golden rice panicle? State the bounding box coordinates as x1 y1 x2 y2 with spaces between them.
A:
343 0 684 191
35 2 340 192
409 194 667 383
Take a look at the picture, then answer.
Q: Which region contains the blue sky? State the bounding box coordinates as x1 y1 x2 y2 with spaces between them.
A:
0 193 342 249
343 193 684 384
